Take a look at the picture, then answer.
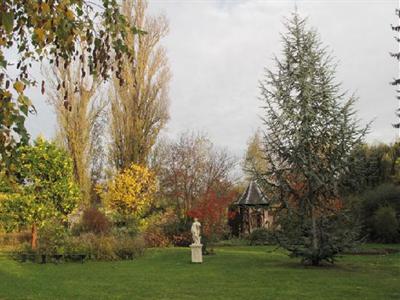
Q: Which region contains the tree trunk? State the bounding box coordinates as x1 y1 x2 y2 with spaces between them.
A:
31 224 38 250
311 208 319 266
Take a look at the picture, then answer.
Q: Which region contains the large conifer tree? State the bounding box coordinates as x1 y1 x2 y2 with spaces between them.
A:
258 13 367 265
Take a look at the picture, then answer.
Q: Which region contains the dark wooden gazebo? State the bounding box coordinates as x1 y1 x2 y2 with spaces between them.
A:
230 181 275 236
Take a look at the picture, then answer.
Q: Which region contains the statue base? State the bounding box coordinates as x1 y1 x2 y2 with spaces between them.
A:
190 243 203 263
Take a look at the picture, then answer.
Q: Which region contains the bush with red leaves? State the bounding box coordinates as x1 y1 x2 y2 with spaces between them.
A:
187 190 236 242
80 208 111 235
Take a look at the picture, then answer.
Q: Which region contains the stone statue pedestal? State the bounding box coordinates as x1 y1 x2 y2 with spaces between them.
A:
190 244 203 263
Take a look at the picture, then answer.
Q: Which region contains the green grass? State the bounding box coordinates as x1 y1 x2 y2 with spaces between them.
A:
0 246 399 300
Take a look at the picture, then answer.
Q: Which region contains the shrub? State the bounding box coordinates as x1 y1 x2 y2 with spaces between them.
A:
65 235 91 256
142 210 174 247
80 208 111 235
171 232 192 247
102 164 156 218
67 233 146 261
163 218 192 246
187 190 235 244
143 226 170 248
361 184 400 216
81 233 118 261
14 230 146 263
114 235 146 259
248 228 275 246
110 213 140 237
0 231 30 250
372 206 399 243
37 223 69 255
356 184 400 242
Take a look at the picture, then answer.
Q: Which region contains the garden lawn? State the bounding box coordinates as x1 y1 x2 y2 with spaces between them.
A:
0 246 399 300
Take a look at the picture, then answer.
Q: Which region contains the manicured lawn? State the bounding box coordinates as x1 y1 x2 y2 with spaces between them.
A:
0 246 399 300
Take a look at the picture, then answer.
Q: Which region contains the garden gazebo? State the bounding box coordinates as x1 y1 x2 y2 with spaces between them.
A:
230 181 275 235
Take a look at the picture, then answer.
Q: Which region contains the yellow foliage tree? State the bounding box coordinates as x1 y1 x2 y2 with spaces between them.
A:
105 164 156 219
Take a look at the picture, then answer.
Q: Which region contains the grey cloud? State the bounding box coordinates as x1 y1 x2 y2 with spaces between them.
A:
26 0 399 159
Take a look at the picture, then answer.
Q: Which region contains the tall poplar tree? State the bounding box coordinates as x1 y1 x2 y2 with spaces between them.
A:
109 0 170 169
45 45 106 204
258 13 367 265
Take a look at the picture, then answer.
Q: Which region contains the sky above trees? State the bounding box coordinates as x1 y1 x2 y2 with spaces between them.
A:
25 0 397 158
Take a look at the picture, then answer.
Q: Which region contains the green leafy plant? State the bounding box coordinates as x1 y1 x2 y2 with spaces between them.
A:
0 137 80 249
37 222 69 256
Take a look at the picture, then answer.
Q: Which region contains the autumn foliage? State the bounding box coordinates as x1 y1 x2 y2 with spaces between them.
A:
187 190 236 241
80 208 111 235
104 164 156 218
285 175 344 215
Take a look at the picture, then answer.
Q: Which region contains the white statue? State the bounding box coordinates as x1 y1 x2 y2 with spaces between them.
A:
191 218 201 245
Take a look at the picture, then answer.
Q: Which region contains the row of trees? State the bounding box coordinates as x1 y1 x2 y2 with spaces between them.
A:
0 132 237 251
0 0 238 255
43 0 170 205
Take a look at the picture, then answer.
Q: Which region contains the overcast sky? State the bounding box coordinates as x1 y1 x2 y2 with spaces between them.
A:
26 0 399 159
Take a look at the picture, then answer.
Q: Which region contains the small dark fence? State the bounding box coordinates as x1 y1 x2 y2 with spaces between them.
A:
0 252 88 264
0 250 140 264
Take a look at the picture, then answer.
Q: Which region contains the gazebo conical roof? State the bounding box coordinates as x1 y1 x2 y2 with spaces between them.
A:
233 181 269 206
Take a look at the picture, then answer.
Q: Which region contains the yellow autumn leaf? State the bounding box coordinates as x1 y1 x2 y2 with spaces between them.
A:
104 163 156 217
13 81 25 94
41 3 50 14
34 28 45 43
43 20 52 30
2 90 12 98
66 35 74 46
66 9 75 21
